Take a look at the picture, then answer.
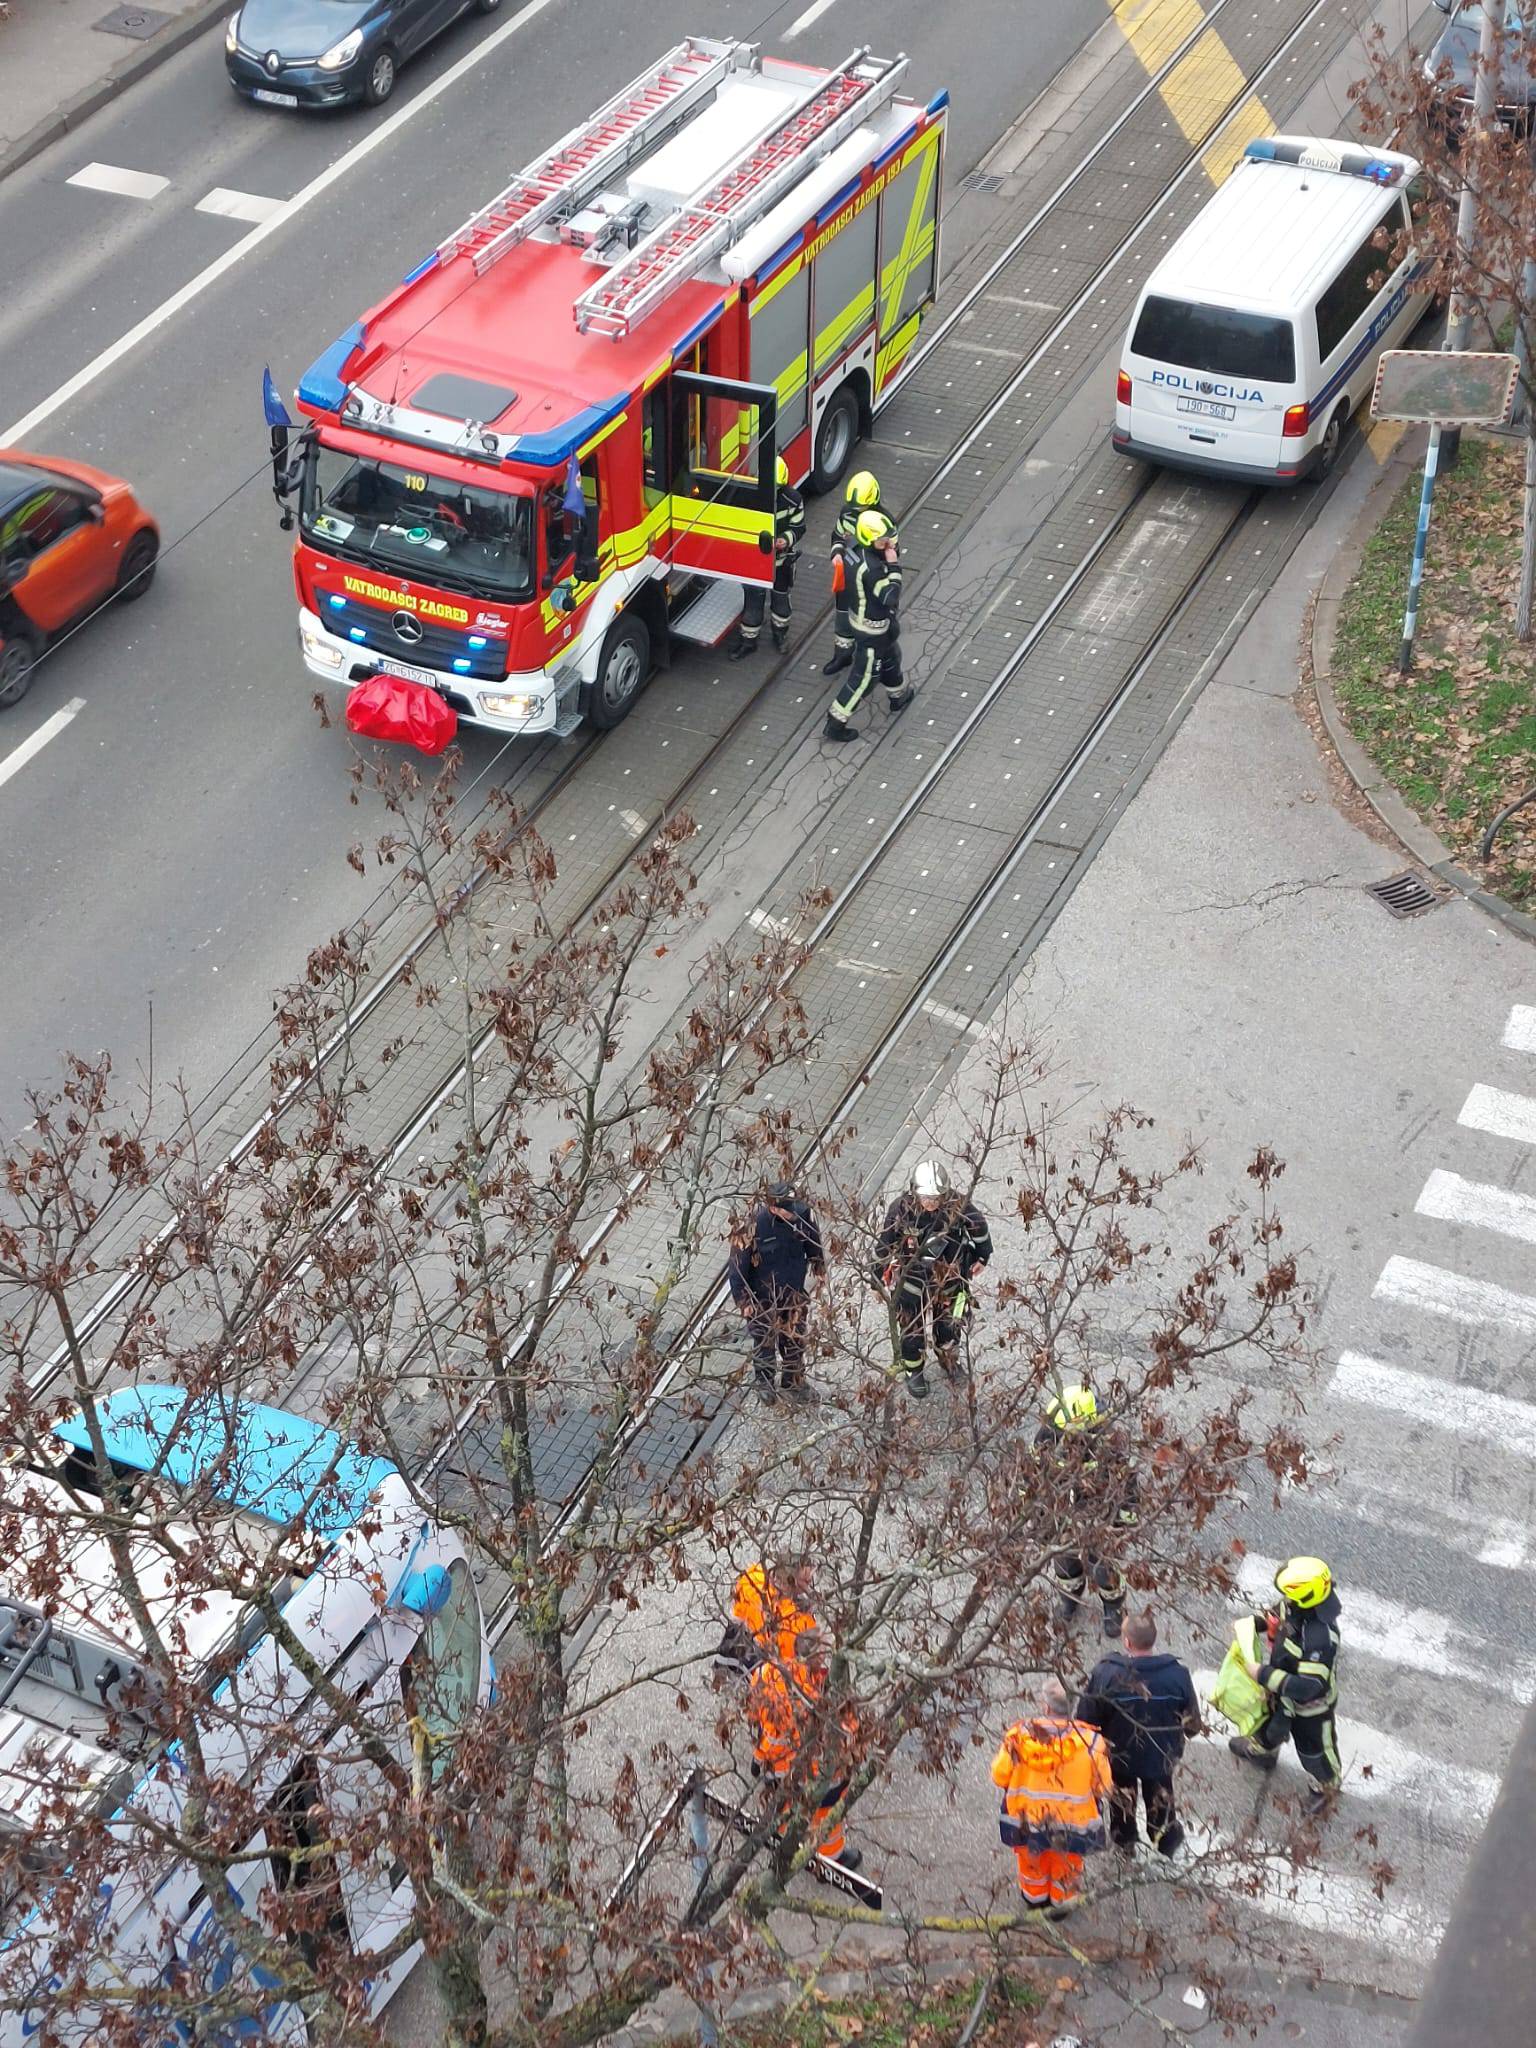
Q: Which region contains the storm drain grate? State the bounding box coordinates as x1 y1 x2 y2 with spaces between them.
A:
962 172 1006 195
1365 869 1443 919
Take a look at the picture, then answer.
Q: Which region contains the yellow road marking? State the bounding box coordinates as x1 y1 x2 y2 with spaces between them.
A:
1366 418 1406 464
1111 0 1276 185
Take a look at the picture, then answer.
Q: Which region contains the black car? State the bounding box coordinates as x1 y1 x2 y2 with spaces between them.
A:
226 0 499 108
1426 2 1536 126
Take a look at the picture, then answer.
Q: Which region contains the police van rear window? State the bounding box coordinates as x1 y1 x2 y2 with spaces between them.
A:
1131 296 1296 385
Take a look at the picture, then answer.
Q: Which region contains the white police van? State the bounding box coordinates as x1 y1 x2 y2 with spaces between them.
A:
1114 136 1431 485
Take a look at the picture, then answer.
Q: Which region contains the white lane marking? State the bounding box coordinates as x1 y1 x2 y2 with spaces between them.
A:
1458 1082 1536 1146
1503 1004 1536 1054
2 0 558 445
1374 1254 1536 1336
1178 1821 1444 1948
921 998 986 1037
196 187 285 225
1237 1553 1536 1699
0 698 85 790
784 0 842 38
1416 1165 1536 1246
1192 1673 1498 1822
1335 1464 1534 1572
748 907 791 937
1330 1348 1536 1465
66 162 170 201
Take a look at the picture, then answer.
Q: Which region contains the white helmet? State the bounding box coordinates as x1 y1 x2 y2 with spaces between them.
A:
911 1160 950 1198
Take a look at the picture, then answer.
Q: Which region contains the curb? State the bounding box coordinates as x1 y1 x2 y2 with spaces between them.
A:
1308 429 1536 949
0 0 230 187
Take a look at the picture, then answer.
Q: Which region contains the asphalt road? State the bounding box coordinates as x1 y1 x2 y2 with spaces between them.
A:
0 0 1093 1133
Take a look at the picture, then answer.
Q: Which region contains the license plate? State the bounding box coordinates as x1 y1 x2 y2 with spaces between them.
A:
253 87 298 106
374 655 435 688
1177 396 1236 421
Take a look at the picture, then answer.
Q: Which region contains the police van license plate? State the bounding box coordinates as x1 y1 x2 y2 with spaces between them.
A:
253 88 299 105
1178 396 1236 421
376 655 435 689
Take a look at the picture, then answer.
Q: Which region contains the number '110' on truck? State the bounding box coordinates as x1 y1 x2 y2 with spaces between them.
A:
271 35 947 739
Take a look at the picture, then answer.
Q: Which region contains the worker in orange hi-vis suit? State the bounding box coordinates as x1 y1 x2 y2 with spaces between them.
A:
747 1626 862 1872
715 1557 817 1676
991 1675 1112 1911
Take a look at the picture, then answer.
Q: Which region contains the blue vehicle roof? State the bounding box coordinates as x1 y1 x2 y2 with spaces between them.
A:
50 1385 396 1543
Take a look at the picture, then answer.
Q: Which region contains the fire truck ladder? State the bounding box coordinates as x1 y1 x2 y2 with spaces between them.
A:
436 36 747 278
573 47 909 340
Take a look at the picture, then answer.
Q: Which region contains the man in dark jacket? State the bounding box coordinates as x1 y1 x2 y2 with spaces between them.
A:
1076 1612 1201 1855
1229 1555 1342 1814
728 1181 825 1402
873 1160 991 1399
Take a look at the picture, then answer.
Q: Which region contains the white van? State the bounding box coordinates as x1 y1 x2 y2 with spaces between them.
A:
1113 136 1431 485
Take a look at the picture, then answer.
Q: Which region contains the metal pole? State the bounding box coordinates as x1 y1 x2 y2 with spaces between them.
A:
1401 0 1504 662
687 1774 721 2048
1519 254 1536 639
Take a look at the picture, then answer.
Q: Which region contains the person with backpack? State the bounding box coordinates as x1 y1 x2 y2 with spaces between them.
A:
1075 1610 1201 1856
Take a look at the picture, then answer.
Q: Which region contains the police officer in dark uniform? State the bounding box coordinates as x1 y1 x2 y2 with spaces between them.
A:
824 470 882 676
730 456 806 659
1229 1556 1342 1813
823 510 913 741
1034 1386 1138 1638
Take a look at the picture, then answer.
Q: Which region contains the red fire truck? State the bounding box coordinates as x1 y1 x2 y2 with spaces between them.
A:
280 37 947 738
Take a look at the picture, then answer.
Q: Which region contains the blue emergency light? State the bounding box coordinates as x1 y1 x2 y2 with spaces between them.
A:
1242 138 1404 185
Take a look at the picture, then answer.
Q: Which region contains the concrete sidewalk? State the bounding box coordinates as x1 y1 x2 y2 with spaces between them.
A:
0 0 227 181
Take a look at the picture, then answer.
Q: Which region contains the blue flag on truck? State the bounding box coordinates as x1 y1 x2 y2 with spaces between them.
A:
263 367 293 431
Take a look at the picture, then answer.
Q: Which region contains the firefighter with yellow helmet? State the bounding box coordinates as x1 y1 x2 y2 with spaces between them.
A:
823 507 913 741
1034 1385 1137 1638
1229 1556 1342 1811
730 454 806 660
825 469 882 676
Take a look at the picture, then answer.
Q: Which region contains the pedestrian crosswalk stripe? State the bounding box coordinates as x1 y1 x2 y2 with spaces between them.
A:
1237 1554 1536 1700
1339 1466 1535 1571
1502 1003 1536 1054
1415 1165 1536 1246
1176 1821 1446 1947
1329 1348 1536 1470
66 162 169 201
1192 1673 1498 1824
1458 1081 1536 1146
1374 1253 1536 1337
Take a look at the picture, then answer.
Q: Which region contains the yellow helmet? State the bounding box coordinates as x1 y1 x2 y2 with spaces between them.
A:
775 455 789 486
1274 1556 1332 1609
1046 1385 1097 1430
855 510 896 549
845 469 881 508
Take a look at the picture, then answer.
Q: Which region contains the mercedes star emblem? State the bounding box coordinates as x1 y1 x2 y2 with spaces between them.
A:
392 612 424 645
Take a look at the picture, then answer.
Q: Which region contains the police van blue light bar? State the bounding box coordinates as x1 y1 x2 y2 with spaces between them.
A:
1243 138 1405 185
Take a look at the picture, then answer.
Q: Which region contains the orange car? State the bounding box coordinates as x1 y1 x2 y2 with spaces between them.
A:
0 453 159 708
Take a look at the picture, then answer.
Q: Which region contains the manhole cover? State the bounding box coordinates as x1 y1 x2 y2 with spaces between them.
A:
962 171 1005 194
94 5 171 37
1365 869 1442 918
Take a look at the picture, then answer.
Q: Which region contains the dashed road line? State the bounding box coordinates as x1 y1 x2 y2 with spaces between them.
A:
196 187 285 225
783 0 842 38
0 697 86 791
66 163 169 201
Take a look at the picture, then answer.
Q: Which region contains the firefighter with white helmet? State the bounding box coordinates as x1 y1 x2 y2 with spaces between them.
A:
730 454 806 660
824 469 882 676
872 1159 992 1399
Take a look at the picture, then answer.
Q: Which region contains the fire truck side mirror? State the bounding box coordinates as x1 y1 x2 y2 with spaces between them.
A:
757 531 774 555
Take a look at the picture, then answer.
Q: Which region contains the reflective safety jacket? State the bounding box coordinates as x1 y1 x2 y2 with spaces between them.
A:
1031 1420 1139 1531
874 1191 991 1301
732 1566 817 1666
775 482 807 566
748 1657 854 1777
991 1715 1111 1854
1256 1590 1341 1717
848 547 903 639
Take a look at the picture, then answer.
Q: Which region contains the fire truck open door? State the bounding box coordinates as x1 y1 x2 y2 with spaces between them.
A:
658 371 777 586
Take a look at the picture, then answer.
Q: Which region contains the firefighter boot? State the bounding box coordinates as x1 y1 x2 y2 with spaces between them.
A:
824 646 852 675
823 715 860 743
1056 1591 1083 1626
771 624 789 652
728 635 756 662
886 686 914 713
834 1846 863 1871
906 1368 931 1401
1101 1596 1126 1641
1228 1735 1279 1770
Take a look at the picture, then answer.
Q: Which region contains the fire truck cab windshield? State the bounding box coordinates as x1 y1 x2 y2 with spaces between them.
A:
301 441 534 600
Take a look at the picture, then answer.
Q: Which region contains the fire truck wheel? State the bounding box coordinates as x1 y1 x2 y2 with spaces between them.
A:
115 529 158 601
809 385 859 495
0 625 40 710
362 46 397 106
588 614 650 730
